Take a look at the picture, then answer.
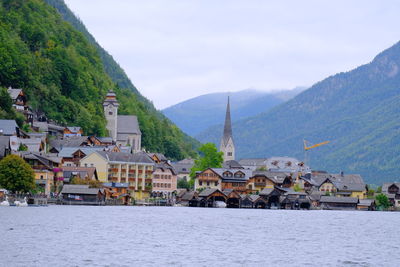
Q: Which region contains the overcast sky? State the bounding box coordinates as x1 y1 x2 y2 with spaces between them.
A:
64 0 399 109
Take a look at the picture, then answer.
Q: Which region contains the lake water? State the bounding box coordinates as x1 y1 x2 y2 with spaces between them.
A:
1 206 399 267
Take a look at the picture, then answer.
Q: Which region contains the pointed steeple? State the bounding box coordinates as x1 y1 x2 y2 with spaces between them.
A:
220 96 235 161
222 96 233 145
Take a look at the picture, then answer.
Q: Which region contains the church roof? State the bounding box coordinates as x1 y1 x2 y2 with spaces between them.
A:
221 96 233 146
117 115 141 135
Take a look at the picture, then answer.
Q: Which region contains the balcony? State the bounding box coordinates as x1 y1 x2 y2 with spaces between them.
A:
254 182 266 187
108 168 119 172
121 169 127 172
128 178 135 182
120 179 126 183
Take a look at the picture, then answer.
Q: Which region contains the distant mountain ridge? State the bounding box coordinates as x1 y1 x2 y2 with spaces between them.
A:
162 87 304 136
196 42 400 184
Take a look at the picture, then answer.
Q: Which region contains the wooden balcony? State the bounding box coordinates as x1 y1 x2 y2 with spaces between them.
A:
108 168 119 172
254 182 266 187
128 178 135 182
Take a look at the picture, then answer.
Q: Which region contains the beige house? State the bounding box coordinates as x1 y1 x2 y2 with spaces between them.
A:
80 151 154 200
152 162 177 197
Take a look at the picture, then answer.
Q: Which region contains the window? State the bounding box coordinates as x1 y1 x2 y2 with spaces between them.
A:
214 182 218 186
207 181 210 186
109 111 113 115
90 164 94 167
40 175 44 179
84 163 88 167
199 181 203 186
182 168 187 171
228 152 232 156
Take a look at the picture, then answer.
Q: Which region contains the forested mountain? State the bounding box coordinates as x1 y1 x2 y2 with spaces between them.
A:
197 42 400 184
163 88 303 136
0 0 198 160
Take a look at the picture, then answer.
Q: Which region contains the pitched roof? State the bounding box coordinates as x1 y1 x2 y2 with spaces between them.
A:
49 136 89 151
209 168 253 181
382 183 400 193
66 127 81 133
19 138 42 152
172 159 194 174
238 158 268 167
7 88 22 100
221 97 233 146
155 162 177 175
117 115 141 135
62 166 97 180
252 171 291 184
223 160 243 169
313 173 366 192
198 188 220 197
58 146 111 158
0 120 18 136
320 196 359 204
61 184 102 195
96 151 154 164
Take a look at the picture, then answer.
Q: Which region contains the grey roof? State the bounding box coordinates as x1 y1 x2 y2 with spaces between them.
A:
22 152 61 168
155 162 176 175
61 184 102 195
32 121 48 132
252 171 291 184
248 194 264 202
198 188 219 197
97 137 113 143
0 136 10 157
50 136 89 151
181 191 196 201
209 168 252 181
0 120 18 136
48 123 64 131
117 115 141 135
382 183 400 193
320 196 359 204
19 138 42 152
313 173 366 192
239 158 268 167
7 88 22 100
221 97 233 146
172 159 194 174
223 160 243 169
358 199 375 206
62 166 97 180
259 188 274 196
58 146 109 158
96 151 154 164
66 126 81 133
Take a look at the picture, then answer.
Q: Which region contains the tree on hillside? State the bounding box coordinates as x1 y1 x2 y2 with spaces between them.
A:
190 143 224 178
0 154 35 193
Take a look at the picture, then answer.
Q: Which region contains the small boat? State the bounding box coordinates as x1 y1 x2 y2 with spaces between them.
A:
0 196 10 206
214 201 227 208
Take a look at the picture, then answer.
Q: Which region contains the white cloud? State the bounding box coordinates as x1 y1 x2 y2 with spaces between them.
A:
65 0 400 109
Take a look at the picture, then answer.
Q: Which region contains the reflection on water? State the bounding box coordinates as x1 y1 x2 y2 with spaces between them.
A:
1 206 399 266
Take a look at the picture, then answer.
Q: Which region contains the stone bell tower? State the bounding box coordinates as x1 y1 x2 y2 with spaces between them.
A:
103 90 119 141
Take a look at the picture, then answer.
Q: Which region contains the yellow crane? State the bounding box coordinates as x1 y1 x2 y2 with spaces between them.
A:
303 139 330 167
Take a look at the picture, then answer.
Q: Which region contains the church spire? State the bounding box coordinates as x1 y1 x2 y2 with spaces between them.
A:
220 96 235 161
222 96 233 145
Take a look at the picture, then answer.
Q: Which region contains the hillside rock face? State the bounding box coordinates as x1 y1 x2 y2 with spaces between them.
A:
197 42 400 184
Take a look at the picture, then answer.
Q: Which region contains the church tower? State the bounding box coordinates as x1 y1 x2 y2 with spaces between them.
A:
220 96 235 162
103 90 119 141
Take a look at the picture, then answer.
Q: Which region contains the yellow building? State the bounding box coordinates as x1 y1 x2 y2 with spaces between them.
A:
80 151 154 200
316 173 366 199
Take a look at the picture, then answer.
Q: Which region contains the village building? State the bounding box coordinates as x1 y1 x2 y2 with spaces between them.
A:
79 151 154 200
247 171 293 194
319 196 359 210
194 168 252 194
60 184 104 205
382 183 400 208
103 182 130 205
58 146 119 166
239 157 310 173
307 172 367 199
22 152 62 195
240 194 267 209
63 127 83 138
103 91 142 152
172 158 194 181
0 120 19 136
152 162 177 198
60 166 98 183
7 87 27 111
222 189 241 208
197 188 227 207
32 121 64 137
219 97 235 162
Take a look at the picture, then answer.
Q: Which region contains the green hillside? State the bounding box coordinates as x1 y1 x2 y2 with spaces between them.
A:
0 0 198 160
197 42 400 184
